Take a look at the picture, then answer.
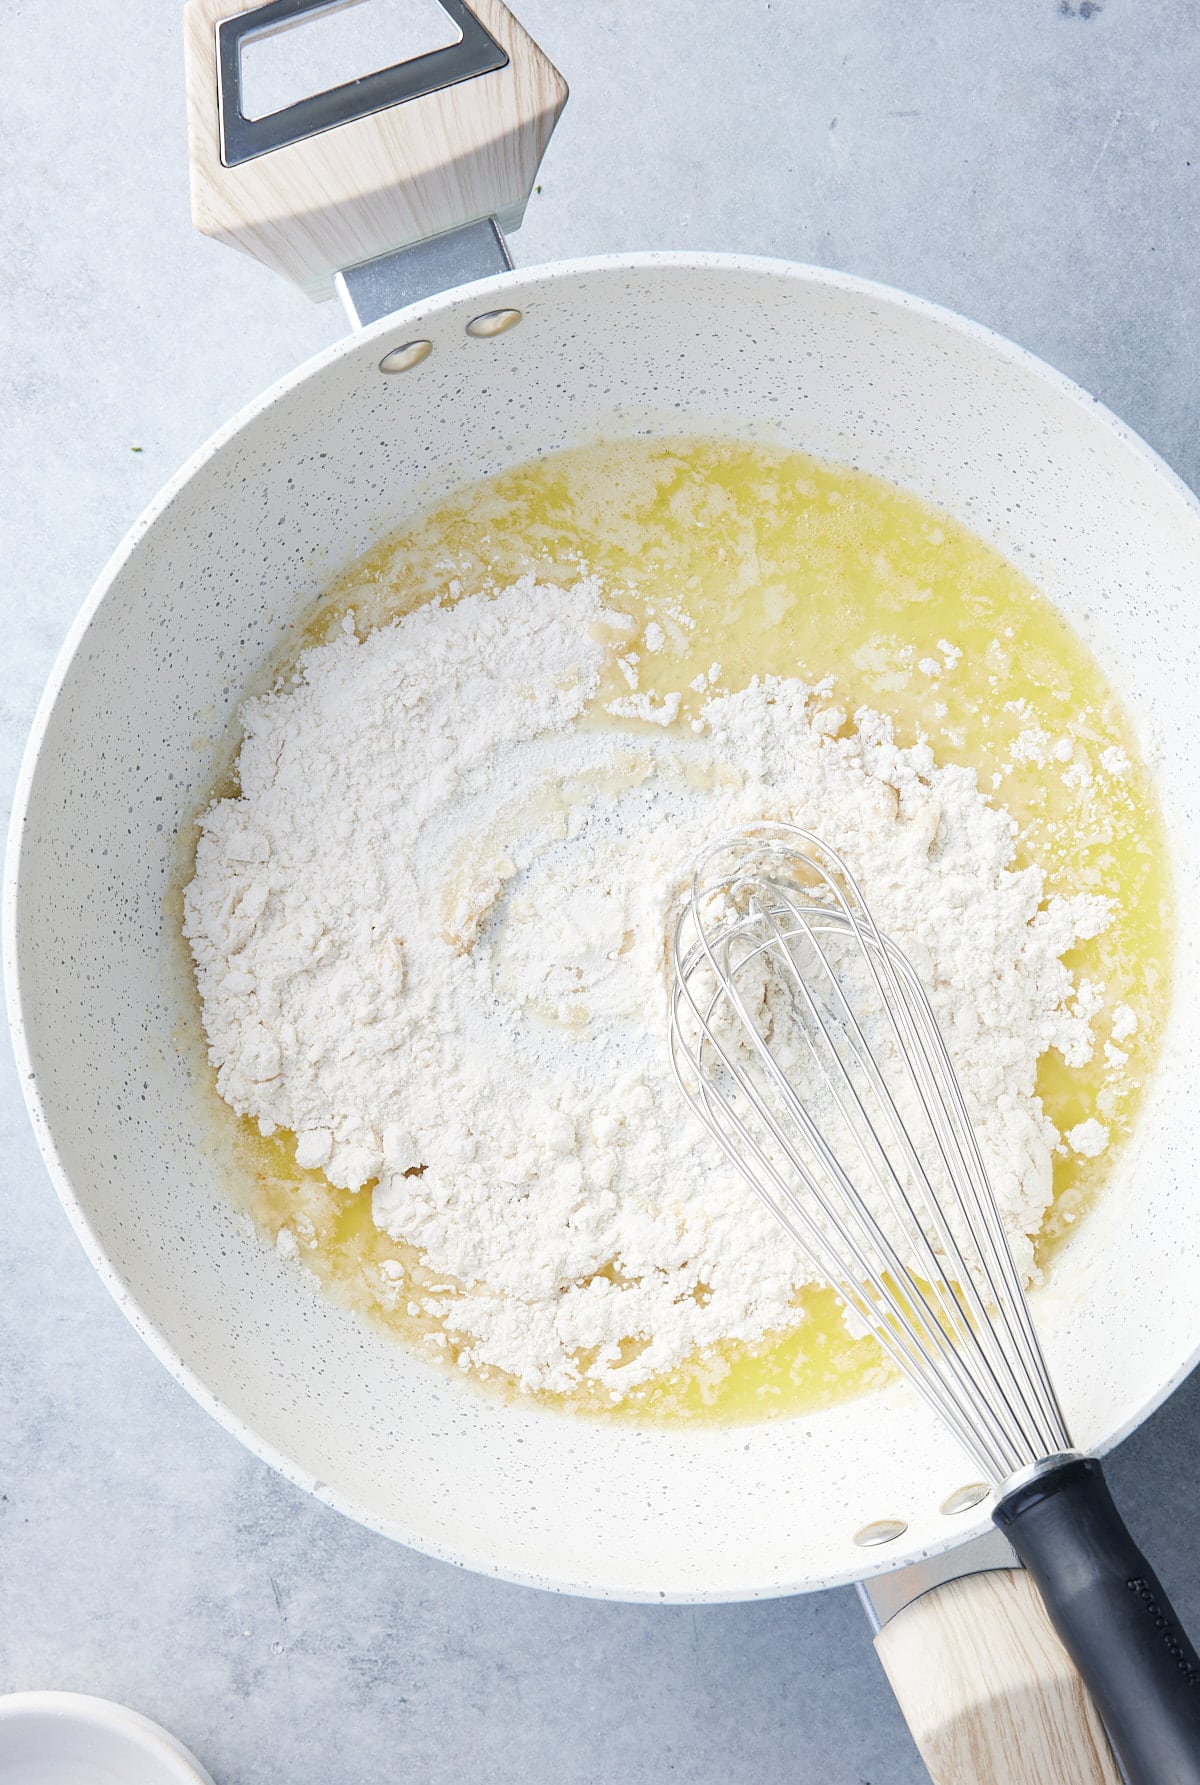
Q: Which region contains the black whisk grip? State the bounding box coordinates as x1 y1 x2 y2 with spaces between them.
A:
994 1455 1200 1784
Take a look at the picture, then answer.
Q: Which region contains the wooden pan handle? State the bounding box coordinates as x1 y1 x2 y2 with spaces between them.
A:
874 1568 1122 1784
183 0 567 298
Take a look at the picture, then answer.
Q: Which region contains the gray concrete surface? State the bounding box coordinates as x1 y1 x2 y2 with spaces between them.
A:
3 2 1200 1780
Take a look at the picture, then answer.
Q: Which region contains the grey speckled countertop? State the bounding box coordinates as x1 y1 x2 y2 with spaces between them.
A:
4 3 1200 1781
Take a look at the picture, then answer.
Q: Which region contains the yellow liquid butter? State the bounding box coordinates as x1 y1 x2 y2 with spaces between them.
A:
224 438 1171 1424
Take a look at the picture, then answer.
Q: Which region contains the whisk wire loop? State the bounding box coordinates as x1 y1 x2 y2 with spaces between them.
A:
682 960 1009 1472
669 822 1073 1484
703 916 1031 1466
737 894 1049 1464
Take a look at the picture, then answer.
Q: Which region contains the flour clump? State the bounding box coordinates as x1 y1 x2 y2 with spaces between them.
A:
184 577 1110 1397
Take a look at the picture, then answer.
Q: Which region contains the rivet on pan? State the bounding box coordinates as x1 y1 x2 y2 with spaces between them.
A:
940 1483 990 1516
853 1518 908 1548
465 308 523 339
379 340 433 373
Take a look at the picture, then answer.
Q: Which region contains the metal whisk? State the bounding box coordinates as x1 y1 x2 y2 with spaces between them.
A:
668 819 1069 1484
667 820 1200 1785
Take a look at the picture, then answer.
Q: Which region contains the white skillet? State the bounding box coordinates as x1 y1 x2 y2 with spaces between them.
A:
5 4 1200 1779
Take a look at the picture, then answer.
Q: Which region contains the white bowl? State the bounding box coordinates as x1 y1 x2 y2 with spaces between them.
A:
0 1694 214 1785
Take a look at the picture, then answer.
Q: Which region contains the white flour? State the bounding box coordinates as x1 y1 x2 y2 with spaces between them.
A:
184 578 1111 1397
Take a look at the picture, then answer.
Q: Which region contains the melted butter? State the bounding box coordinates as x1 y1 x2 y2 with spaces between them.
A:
222 438 1172 1424
238 1121 890 1420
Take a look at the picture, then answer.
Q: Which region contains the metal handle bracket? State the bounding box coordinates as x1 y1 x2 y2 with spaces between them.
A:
334 215 512 327
857 1526 1020 1634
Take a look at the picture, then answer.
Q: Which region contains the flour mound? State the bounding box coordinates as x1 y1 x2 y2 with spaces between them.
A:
184 578 1109 1396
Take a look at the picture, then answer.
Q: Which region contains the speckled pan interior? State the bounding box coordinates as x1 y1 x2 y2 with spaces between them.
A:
6 255 1200 1601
